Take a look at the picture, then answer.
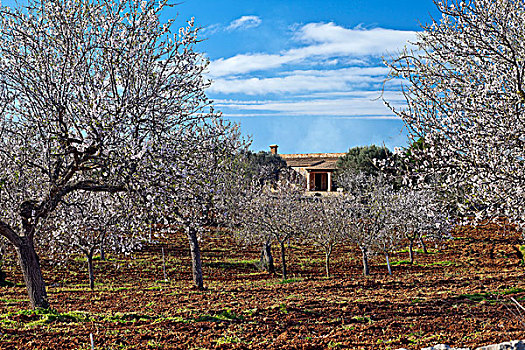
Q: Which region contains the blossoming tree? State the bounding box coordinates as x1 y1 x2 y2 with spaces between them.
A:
42 192 141 290
385 0 525 226
136 119 246 290
230 169 306 280
0 0 214 308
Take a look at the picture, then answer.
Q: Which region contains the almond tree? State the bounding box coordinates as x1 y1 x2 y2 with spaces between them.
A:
338 172 393 276
385 0 525 226
398 190 429 264
371 191 402 275
0 0 213 308
385 188 453 265
42 192 141 290
344 202 377 277
304 197 346 278
373 224 401 275
232 151 287 273
137 119 245 290
231 169 306 280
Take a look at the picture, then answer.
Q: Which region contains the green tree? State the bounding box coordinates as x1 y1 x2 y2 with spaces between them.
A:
336 145 392 176
241 151 288 186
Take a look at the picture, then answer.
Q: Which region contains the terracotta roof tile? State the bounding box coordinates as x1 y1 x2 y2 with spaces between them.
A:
280 153 343 170
305 160 339 170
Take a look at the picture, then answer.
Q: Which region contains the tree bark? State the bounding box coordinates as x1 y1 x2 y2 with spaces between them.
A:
16 236 49 309
260 240 275 273
361 247 370 276
279 240 287 280
0 260 5 285
87 251 95 290
325 246 332 278
385 253 392 275
187 228 204 290
99 241 105 261
0 245 5 285
409 239 415 264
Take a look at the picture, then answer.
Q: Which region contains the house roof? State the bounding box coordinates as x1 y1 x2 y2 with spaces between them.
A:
279 153 344 171
305 159 339 171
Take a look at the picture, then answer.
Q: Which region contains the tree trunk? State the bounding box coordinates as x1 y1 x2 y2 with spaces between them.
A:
385 253 392 275
279 240 287 280
187 228 204 290
87 252 95 290
409 240 415 264
99 241 105 261
419 235 428 254
16 237 49 309
0 245 4 284
0 260 5 285
0 247 5 285
260 240 275 274
325 246 332 278
361 247 370 276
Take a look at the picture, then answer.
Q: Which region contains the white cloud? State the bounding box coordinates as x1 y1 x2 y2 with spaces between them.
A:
201 23 222 36
290 23 415 56
206 21 412 127
210 53 294 77
208 22 416 78
226 15 262 31
201 15 262 36
214 90 405 119
209 66 389 95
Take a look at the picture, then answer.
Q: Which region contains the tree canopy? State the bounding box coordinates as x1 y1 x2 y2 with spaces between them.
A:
0 0 217 308
336 145 392 176
385 0 525 225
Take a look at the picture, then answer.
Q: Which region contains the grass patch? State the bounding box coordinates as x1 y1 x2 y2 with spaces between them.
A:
390 260 413 266
215 335 243 345
146 285 165 291
105 312 156 323
112 286 132 292
0 308 93 329
458 287 525 302
500 287 525 295
328 340 343 348
397 248 437 254
204 259 259 269
194 308 244 322
278 277 304 284
351 315 373 324
458 292 490 302
0 298 26 304
451 236 468 240
242 308 258 316
429 261 457 267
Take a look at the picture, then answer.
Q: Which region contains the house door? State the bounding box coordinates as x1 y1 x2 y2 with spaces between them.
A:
314 173 328 191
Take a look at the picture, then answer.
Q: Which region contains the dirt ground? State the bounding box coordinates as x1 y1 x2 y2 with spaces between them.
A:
1 223 524 349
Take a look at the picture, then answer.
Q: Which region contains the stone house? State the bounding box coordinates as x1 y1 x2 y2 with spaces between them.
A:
269 145 344 192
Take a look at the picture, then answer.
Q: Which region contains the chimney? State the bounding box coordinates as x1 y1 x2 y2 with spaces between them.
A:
269 144 278 155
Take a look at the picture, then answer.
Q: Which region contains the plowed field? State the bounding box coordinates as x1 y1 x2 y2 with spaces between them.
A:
1 224 524 349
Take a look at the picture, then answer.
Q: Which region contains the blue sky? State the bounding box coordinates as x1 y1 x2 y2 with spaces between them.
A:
3 0 441 154
171 0 441 154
